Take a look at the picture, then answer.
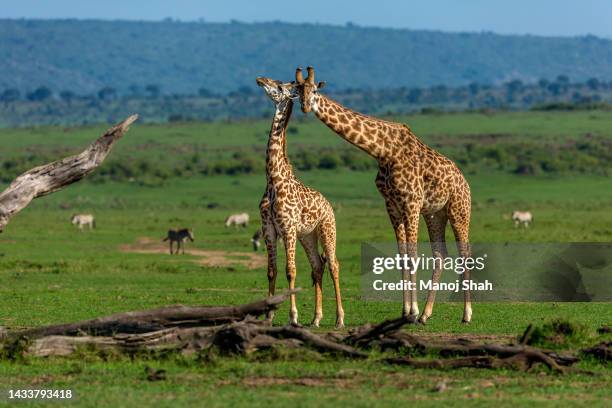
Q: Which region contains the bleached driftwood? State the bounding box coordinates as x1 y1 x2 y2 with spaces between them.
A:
0 115 138 232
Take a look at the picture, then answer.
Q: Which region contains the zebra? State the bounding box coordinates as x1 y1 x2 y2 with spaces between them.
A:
512 211 533 228
251 229 263 251
71 214 95 230
163 228 194 254
225 213 249 228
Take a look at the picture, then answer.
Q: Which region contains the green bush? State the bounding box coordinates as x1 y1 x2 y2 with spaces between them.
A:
318 152 342 169
526 318 592 349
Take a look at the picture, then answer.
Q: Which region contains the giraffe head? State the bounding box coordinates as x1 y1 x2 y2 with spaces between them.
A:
256 76 296 105
294 66 326 113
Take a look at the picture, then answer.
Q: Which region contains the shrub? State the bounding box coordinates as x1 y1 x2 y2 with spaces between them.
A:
318 152 342 169
526 318 591 349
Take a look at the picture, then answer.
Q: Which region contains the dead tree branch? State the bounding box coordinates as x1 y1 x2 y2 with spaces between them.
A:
8 291 296 340
0 297 587 373
343 315 412 347
20 319 366 358
0 115 138 232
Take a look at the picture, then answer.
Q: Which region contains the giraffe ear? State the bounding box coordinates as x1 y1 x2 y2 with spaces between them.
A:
317 81 326 89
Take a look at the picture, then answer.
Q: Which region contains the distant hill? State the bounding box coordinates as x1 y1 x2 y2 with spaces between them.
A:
1 19 612 95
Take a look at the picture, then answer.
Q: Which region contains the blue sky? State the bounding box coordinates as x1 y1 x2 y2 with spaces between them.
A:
2 0 611 38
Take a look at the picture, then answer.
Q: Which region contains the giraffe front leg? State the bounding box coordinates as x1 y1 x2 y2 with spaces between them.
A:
419 211 449 324
284 229 299 326
381 195 413 319
401 207 421 322
393 222 417 321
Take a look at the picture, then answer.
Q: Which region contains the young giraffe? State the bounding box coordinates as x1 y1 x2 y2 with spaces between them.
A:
256 76 344 328
294 67 473 324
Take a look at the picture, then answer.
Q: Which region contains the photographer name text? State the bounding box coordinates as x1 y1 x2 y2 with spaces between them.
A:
372 279 493 292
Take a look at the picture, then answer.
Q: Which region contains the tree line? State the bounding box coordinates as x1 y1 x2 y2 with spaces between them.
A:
1 75 612 127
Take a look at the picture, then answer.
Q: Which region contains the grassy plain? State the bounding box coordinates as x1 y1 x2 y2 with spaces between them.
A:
0 110 610 406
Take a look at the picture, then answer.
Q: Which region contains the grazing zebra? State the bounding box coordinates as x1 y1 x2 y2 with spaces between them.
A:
251 229 263 251
163 228 194 254
225 213 249 228
71 214 95 230
512 211 533 228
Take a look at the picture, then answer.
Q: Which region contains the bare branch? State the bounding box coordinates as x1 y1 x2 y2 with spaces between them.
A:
0 115 138 231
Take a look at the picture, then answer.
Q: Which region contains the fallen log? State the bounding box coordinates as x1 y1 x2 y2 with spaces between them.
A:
1 304 582 374
386 352 565 372
0 115 137 232
261 325 367 358
205 319 366 357
379 331 576 368
343 315 412 348
25 326 219 357
18 318 365 358
386 345 569 373
581 341 611 362
6 292 297 340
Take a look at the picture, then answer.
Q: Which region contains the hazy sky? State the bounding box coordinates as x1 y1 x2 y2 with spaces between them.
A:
2 0 611 38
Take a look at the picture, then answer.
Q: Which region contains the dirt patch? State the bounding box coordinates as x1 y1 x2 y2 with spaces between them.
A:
120 236 266 270
242 377 356 388
417 332 514 344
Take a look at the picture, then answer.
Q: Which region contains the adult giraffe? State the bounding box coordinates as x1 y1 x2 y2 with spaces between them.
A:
294 67 472 323
256 76 344 328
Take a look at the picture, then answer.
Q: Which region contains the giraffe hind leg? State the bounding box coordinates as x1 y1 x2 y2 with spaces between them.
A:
262 221 278 322
299 232 324 327
318 218 344 329
447 198 473 323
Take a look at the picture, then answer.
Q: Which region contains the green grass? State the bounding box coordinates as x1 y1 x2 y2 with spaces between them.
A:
0 112 611 406
1 358 610 407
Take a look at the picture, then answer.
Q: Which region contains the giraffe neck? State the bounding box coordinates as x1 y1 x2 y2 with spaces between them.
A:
266 99 293 185
313 94 397 159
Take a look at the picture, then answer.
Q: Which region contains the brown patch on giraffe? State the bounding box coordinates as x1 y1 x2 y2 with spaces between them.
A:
119 237 266 269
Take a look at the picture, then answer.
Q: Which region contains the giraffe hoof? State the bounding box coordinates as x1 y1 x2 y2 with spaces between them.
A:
417 317 428 325
310 320 321 328
290 321 303 328
461 319 471 324
407 314 418 324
